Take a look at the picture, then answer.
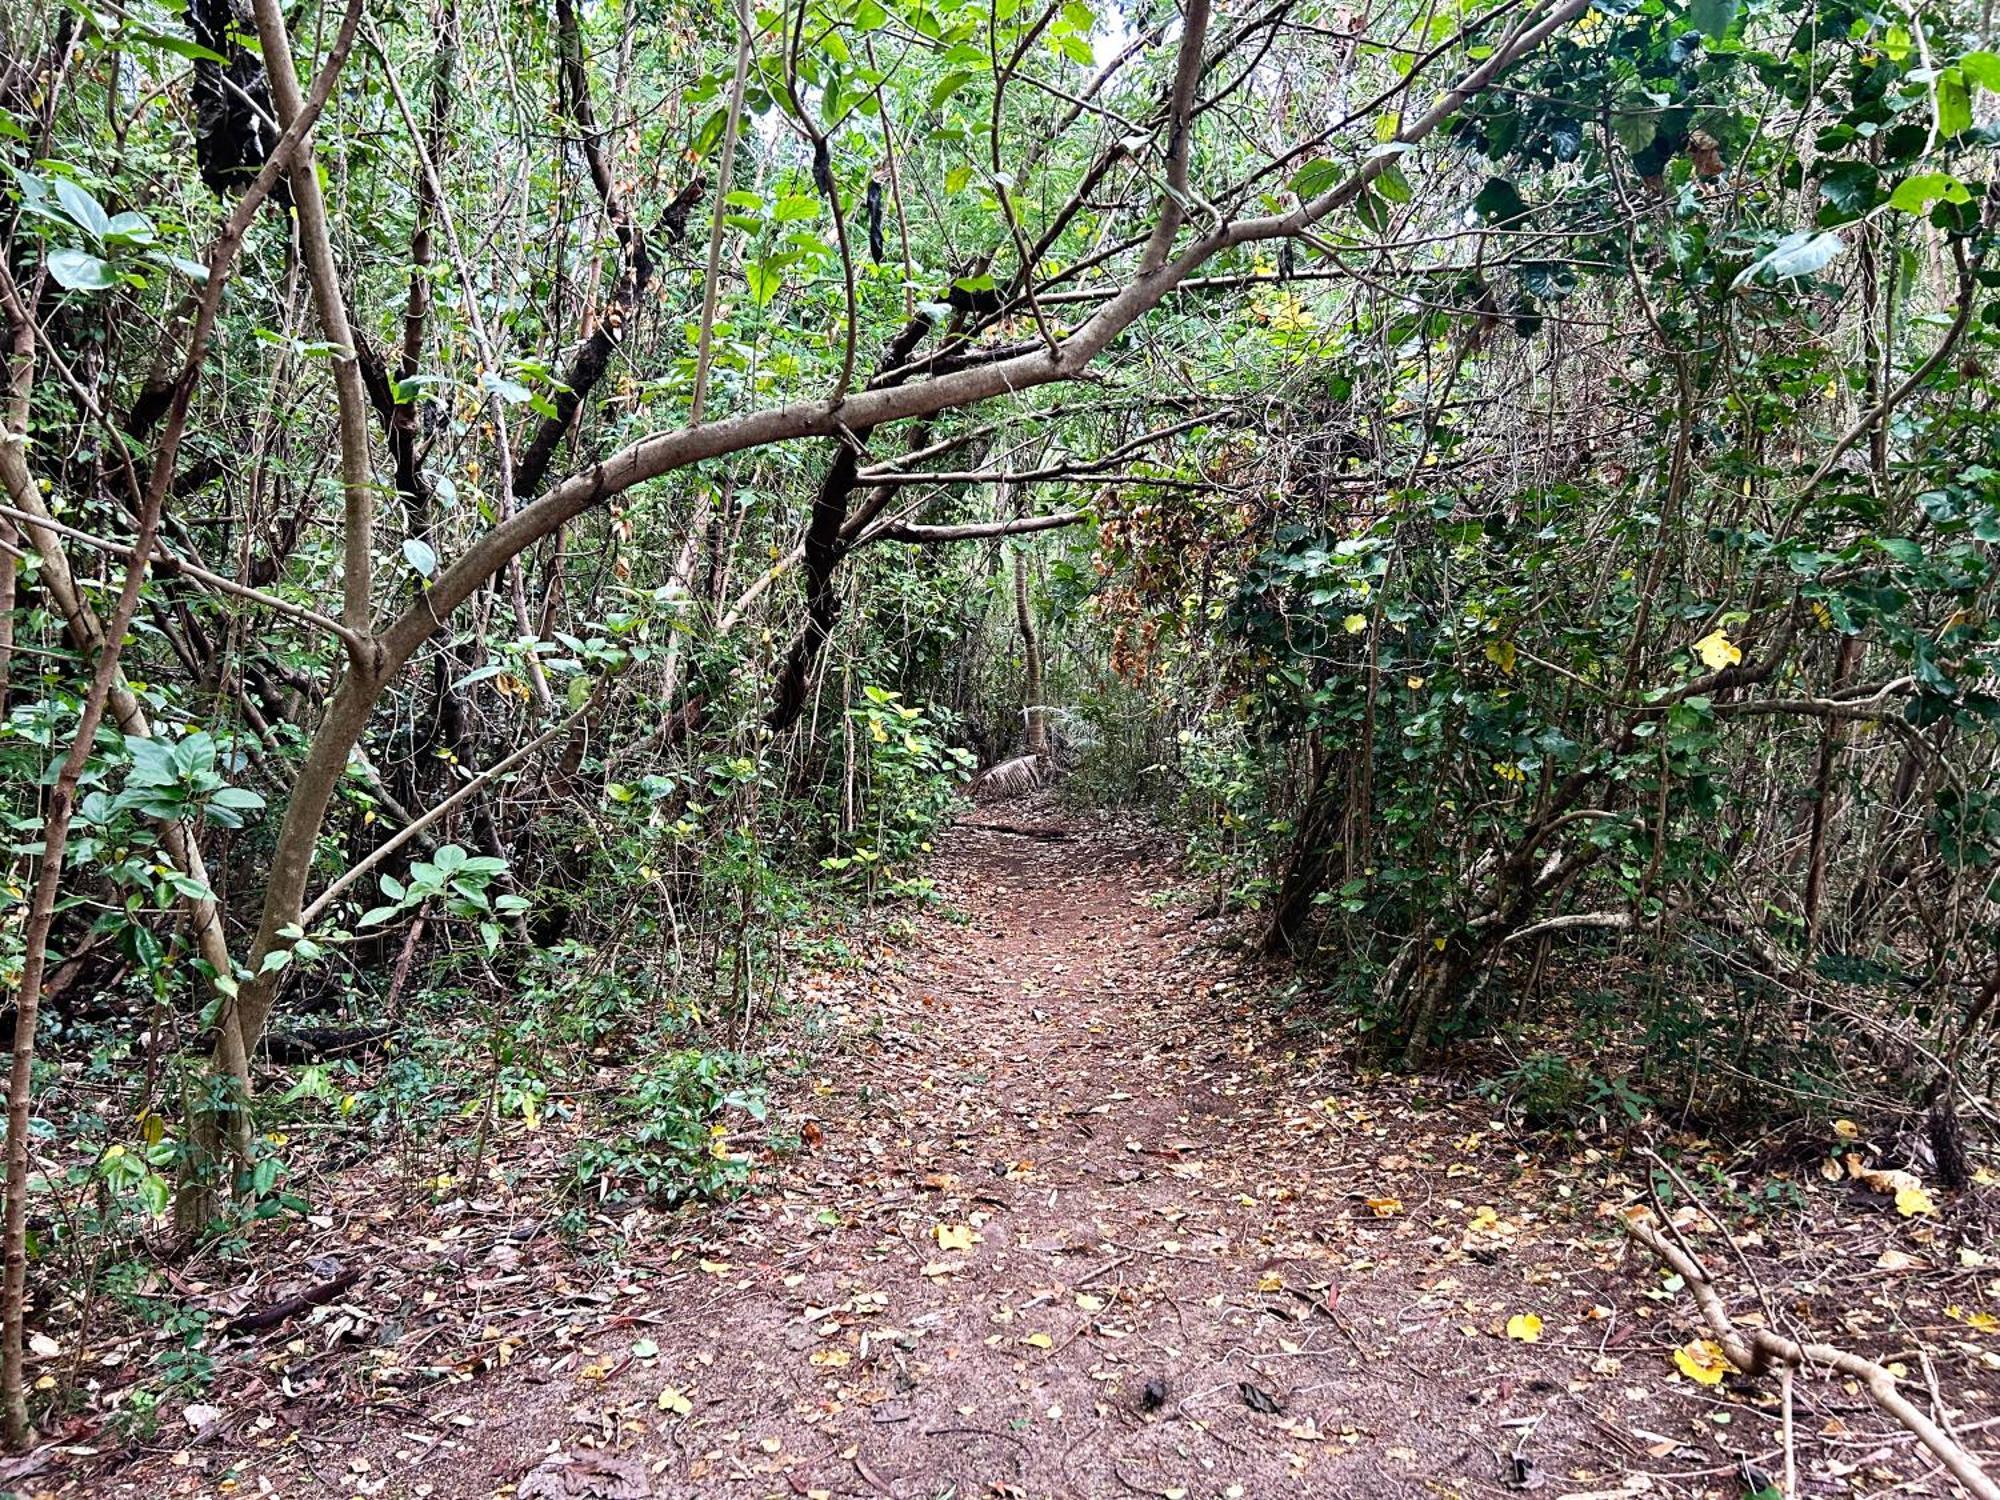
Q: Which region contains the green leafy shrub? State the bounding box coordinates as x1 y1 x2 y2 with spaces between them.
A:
821 687 970 901
567 1050 767 1207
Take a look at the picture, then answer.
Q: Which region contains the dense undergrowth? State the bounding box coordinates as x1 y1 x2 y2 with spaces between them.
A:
4 0 2000 1454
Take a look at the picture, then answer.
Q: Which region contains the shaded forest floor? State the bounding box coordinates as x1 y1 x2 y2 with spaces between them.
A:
61 811 2000 1498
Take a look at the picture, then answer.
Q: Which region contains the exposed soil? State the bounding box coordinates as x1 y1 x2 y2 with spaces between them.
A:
64 812 2000 1498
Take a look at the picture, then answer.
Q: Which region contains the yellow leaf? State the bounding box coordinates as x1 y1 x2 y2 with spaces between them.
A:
1949 1305 2000 1334
934 1224 975 1252
1673 1339 1731 1386
1832 1119 1860 1139
658 1385 693 1415
1485 639 1516 674
1896 1184 1936 1218
1074 1292 1105 1312
1694 630 1742 670
1257 1272 1285 1292
1366 1197 1404 1218
1023 1332 1053 1349
1343 614 1367 635
1505 1313 1542 1343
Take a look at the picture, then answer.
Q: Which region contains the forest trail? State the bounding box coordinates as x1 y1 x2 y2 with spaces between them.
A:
329 812 1691 1500
98 815 1894 1500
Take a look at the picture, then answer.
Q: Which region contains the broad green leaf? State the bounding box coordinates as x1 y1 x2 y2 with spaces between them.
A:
480 371 532 402
745 258 783 305
1471 177 1528 225
1962 50 2000 92
47 247 116 290
1937 68 1973 137
103 210 154 245
1611 111 1656 154
929 71 975 110
1816 160 1879 215
1735 229 1845 288
1889 171 1969 214
403 538 439 577
54 177 110 240
1688 0 1736 38
1291 159 1340 198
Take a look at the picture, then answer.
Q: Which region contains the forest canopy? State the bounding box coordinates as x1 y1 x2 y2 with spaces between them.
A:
3 0 2000 1467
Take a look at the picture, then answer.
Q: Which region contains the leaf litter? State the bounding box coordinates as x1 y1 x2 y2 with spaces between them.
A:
81 810 2000 1497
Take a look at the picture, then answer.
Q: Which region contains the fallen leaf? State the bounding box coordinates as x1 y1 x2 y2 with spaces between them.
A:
517 1451 653 1499
1238 1381 1284 1414
1948 1305 2000 1334
1505 1313 1543 1343
1673 1339 1732 1386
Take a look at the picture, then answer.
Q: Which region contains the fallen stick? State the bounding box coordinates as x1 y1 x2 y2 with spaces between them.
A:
224 1267 362 1336
1621 1214 2000 1500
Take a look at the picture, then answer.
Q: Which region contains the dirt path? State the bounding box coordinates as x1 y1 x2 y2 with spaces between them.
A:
377 814 1655 1499
87 814 1973 1498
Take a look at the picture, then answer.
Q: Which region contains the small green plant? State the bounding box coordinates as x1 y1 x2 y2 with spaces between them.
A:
1481 1050 1650 1131
357 843 527 954
568 1050 768 1207
98 1263 217 1438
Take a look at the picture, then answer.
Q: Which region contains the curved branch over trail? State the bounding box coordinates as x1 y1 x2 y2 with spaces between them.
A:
213 0 1594 1114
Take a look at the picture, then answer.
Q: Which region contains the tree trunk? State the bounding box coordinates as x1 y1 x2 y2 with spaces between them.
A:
1263 749 1341 957
0 328 172 1452
1802 633 1865 951
1010 482 1048 759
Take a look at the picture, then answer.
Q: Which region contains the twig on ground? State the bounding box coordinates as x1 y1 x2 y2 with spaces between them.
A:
225 1267 363 1335
1621 1214 2000 1500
